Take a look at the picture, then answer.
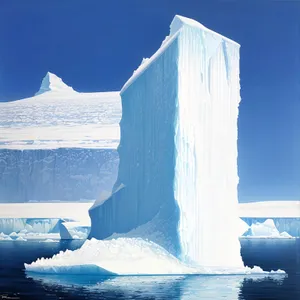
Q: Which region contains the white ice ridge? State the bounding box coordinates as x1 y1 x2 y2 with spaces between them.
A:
239 201 300 218
0 203 92 221
0 73 121 150
25 238 285 276
89 13 244 270
35 72 75 95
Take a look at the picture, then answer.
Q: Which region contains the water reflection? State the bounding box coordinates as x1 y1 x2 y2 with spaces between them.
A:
26 273 286 300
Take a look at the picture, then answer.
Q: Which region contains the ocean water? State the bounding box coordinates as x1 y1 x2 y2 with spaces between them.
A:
0 239 299 299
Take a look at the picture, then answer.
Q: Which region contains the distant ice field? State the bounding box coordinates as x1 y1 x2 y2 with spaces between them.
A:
0 76 121 150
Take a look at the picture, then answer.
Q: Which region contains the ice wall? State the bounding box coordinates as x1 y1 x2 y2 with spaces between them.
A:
0 149 118 202
89 15 242 268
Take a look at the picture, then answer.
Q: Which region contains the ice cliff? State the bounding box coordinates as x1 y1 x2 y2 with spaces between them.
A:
89 15 243 268
0 149 118 202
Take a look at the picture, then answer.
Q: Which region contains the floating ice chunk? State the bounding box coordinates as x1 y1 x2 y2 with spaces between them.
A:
279 231 292 238
0 233 12 240
25 237 285 276
16 236 27 241
42 239 58 243
243 219 295 238
250 219 281 237
59 221 90 240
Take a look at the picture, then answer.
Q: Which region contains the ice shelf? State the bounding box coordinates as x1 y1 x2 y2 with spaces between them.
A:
0 73 121 150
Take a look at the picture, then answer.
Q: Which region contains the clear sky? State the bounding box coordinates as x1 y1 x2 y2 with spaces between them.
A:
0 0 299 202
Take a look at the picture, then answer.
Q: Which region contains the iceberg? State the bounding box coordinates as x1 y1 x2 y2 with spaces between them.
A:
59 221 91 240
89 15 243 268
24 237 284 275
25 15 285 275
243 219 294 238
239 201 300 237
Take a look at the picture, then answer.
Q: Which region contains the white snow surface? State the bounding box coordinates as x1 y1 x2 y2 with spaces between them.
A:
239 201 300 218
0 73 121 150
25 237 285 276
0 203 92 221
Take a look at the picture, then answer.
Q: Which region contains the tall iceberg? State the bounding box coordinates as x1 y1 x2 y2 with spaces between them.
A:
89 15 243 268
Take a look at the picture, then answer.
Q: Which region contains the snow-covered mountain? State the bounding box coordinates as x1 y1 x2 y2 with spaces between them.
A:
35 72 76 95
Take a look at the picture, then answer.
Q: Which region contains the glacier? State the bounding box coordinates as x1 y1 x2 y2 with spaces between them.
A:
0 72 121 203
59 221 91 240
242 219 293 238
89 15 243 269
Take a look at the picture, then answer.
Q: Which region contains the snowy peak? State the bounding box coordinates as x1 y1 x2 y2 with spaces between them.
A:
170 15 207 36
35 72 75 96
170 15 239 46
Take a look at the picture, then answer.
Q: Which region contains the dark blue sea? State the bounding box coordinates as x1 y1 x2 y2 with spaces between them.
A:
0 238 299 299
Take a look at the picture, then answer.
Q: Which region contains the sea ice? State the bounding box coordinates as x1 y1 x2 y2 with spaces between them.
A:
25 237 284 275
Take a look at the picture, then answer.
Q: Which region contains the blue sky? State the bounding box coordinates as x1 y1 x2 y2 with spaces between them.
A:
0 0 299 202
